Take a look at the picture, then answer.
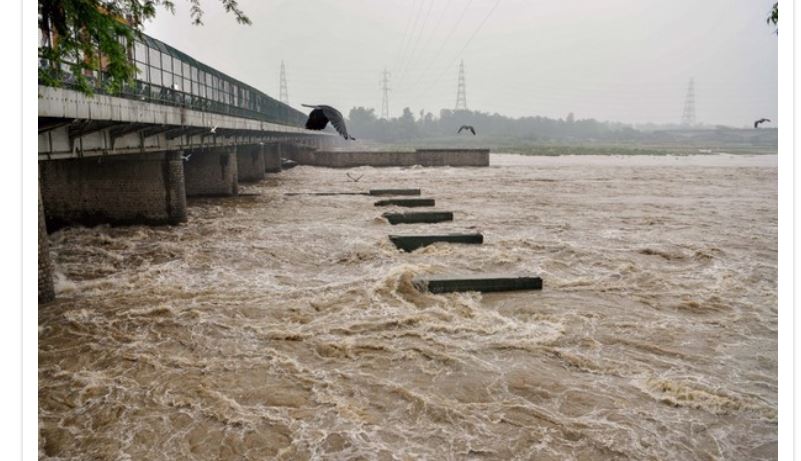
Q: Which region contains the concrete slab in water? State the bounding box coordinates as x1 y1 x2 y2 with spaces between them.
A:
375 198 435 207
369 189 421 196
414 275 543 293
389 233 483 252
383 211 453 224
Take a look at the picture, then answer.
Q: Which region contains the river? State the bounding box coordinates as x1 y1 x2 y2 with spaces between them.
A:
39 153 778 460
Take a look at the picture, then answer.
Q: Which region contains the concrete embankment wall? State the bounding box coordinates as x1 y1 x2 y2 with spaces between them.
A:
39 151 187 230
286 149 489 168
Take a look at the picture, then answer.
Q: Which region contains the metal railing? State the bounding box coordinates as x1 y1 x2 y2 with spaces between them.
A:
38 32 308 128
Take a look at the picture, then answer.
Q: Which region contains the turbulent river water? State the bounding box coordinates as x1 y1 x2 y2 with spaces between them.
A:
39 153 778 460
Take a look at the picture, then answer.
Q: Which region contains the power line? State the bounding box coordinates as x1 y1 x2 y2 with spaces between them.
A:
394 0 419 67
405 0 472 94
395 0 427 78
414 0 502 102
396 0 436 88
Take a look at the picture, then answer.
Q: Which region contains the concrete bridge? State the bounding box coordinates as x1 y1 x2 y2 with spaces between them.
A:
38 32 338 303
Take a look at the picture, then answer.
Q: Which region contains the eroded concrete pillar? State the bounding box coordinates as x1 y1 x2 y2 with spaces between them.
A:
184 146 238 197
236 144 265 182
39 151 187 230
38 182 55 304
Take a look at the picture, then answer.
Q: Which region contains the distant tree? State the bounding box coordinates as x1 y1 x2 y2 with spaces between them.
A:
566 112 575 124
38 0 250 94
767 2 777 31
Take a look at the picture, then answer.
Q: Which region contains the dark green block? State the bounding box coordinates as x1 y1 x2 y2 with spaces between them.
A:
375 198 435 207
415 275 543 293
388 233 483 252
369 189 421 196
383 211 454 224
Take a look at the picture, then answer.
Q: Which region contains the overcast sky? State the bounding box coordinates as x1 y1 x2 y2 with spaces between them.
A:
145 0 778 127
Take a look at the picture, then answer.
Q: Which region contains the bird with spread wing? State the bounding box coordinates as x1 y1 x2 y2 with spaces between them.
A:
458 125 476 135
302 104 355 140
753 118 771 128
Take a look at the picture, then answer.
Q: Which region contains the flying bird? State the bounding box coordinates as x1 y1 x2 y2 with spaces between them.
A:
181 153 192 162
302 104 355 140
209 124 218 134
346 172 364 182
458 125 476 135
753 118 771 128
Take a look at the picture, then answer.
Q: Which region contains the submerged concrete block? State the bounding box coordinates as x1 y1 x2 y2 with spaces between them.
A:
414 275 543 293
383 211 453 224
369 189 421 196
374 198 435 207
389 233 483 252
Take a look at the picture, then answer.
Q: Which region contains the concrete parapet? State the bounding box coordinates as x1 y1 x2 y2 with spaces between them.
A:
237 145 266 182
39 151 187 230
415 148 489 167
184 147 238 197
289 149 489 168
38 183 55 304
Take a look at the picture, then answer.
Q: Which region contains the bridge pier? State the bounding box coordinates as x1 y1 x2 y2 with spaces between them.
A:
39 151 187 230
264 143 282 173
38 182 55 304
237 144 265 182
184 147 239 196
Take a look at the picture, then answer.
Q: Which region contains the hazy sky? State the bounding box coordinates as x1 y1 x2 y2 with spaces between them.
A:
145 0 778 127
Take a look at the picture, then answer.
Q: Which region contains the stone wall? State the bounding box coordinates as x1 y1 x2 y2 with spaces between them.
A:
38 183 54 304
184 147 239 196
39 151 187 230
236 145 266 182
288 149 490 168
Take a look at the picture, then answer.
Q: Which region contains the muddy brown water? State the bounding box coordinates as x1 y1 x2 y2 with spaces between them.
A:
39 154 777 460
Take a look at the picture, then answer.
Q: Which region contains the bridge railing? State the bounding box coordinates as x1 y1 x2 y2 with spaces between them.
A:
38 31 308 129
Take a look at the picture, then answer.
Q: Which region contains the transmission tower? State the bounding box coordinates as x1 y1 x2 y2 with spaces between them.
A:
380 68 391 119
279 60 289 104
681 77 695 126
455 60 467 110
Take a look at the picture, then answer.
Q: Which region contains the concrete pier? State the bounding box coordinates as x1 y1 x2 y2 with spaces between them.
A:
39 151 187 229
374 198 435 207
184 147 238 197
38 184 55 304
264 143 282 173
389 233 484 252
383 211 453 224
414 275 543 293
237 145 266 182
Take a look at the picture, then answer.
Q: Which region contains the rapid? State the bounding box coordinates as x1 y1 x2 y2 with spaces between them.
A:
39 153 778 460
